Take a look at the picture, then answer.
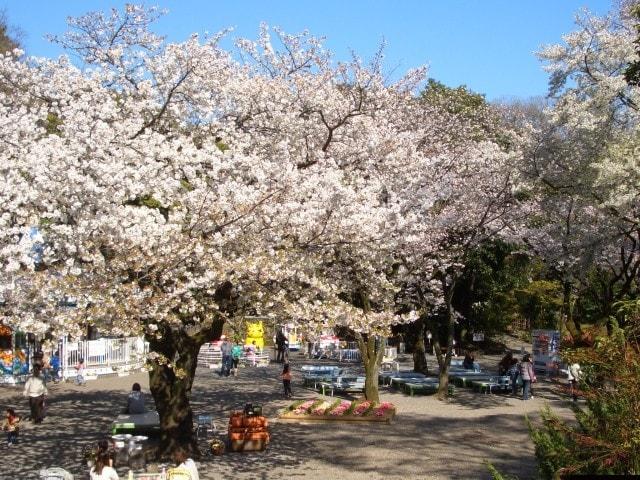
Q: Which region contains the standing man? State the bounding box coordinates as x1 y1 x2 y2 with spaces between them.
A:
276 329 286 363
220 336 232 377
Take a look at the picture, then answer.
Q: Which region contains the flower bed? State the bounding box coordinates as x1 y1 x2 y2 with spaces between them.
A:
279 399 395 423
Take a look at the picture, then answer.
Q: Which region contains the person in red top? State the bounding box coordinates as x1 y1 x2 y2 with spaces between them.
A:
281 363 292 398
3 408 20 445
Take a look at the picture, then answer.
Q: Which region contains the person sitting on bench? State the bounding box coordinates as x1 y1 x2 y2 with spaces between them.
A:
124 383 146 414
462 351 475 370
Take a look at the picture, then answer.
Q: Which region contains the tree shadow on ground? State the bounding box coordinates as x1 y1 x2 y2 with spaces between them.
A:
0 360 566 479
192 365 539 480
0 385 139 479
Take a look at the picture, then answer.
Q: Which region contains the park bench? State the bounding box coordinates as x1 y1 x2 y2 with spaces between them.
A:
111 410 160 435
448 372 494 388
320 376 366 396
470 376 511 394
382 372 426 388
402 378 440 396
301 365 341 387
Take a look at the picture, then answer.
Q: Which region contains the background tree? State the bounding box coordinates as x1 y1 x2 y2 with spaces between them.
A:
0 10 22 54
528 2 640 476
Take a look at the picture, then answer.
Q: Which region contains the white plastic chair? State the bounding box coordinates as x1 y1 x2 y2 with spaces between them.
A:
39 467 74 480
195 414 217 440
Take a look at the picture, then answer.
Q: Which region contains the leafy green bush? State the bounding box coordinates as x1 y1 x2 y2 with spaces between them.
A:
484 461 519 480
528 312 640 477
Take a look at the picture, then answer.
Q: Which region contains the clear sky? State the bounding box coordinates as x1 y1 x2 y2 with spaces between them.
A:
0 0 613 100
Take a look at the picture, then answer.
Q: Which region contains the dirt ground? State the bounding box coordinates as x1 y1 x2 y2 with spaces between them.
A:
0 342 577 480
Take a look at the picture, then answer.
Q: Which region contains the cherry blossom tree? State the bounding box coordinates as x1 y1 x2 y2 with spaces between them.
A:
0 6 315 454
392 87 521 396
0 4 437 445
0 5 526 446
515 0 640 335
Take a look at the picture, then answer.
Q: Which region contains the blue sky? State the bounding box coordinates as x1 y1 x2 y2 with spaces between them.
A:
1 0 613 100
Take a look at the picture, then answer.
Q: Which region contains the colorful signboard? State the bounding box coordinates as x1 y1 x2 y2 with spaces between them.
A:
531 329 561 375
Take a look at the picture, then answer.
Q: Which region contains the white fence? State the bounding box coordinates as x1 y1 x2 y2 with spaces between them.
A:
197 344 222 369
311 343 397 364
61 336 148 380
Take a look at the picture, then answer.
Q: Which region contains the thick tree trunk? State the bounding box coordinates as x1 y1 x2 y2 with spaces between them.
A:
412 319 429 374
146 320 222 458
148 348 198 458
562 279 580 339
356 333 385 403
435 278 456 399
434 342 453 399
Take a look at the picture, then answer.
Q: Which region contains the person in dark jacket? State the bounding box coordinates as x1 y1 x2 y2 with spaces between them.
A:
508 358 520 395
124 383 146 414
220 336 232 377
462 351 475 370
498 352 514 375
276 330 287 363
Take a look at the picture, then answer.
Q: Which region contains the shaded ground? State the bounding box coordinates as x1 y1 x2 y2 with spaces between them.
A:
0 345 578 480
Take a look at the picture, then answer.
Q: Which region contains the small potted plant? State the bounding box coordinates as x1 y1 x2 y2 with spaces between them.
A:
209 438 225 456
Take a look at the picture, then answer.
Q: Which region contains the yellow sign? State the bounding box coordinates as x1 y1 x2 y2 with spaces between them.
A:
245 321 264 349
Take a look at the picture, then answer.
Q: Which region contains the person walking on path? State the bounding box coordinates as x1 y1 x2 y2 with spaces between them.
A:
23 367 48 423
519 354 536 401
3 408 20 446
568 362 582 402
219 336 232 377
282 363 293 398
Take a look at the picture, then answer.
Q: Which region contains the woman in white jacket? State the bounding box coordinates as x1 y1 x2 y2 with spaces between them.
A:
23 367 48 423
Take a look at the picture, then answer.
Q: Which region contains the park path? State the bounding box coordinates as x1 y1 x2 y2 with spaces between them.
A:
0 349 575 480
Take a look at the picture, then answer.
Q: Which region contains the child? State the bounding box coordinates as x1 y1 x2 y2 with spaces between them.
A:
3 408 19 446
75 358 86 386
231 343 242 377
170 447 199 480
282 363 292 398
